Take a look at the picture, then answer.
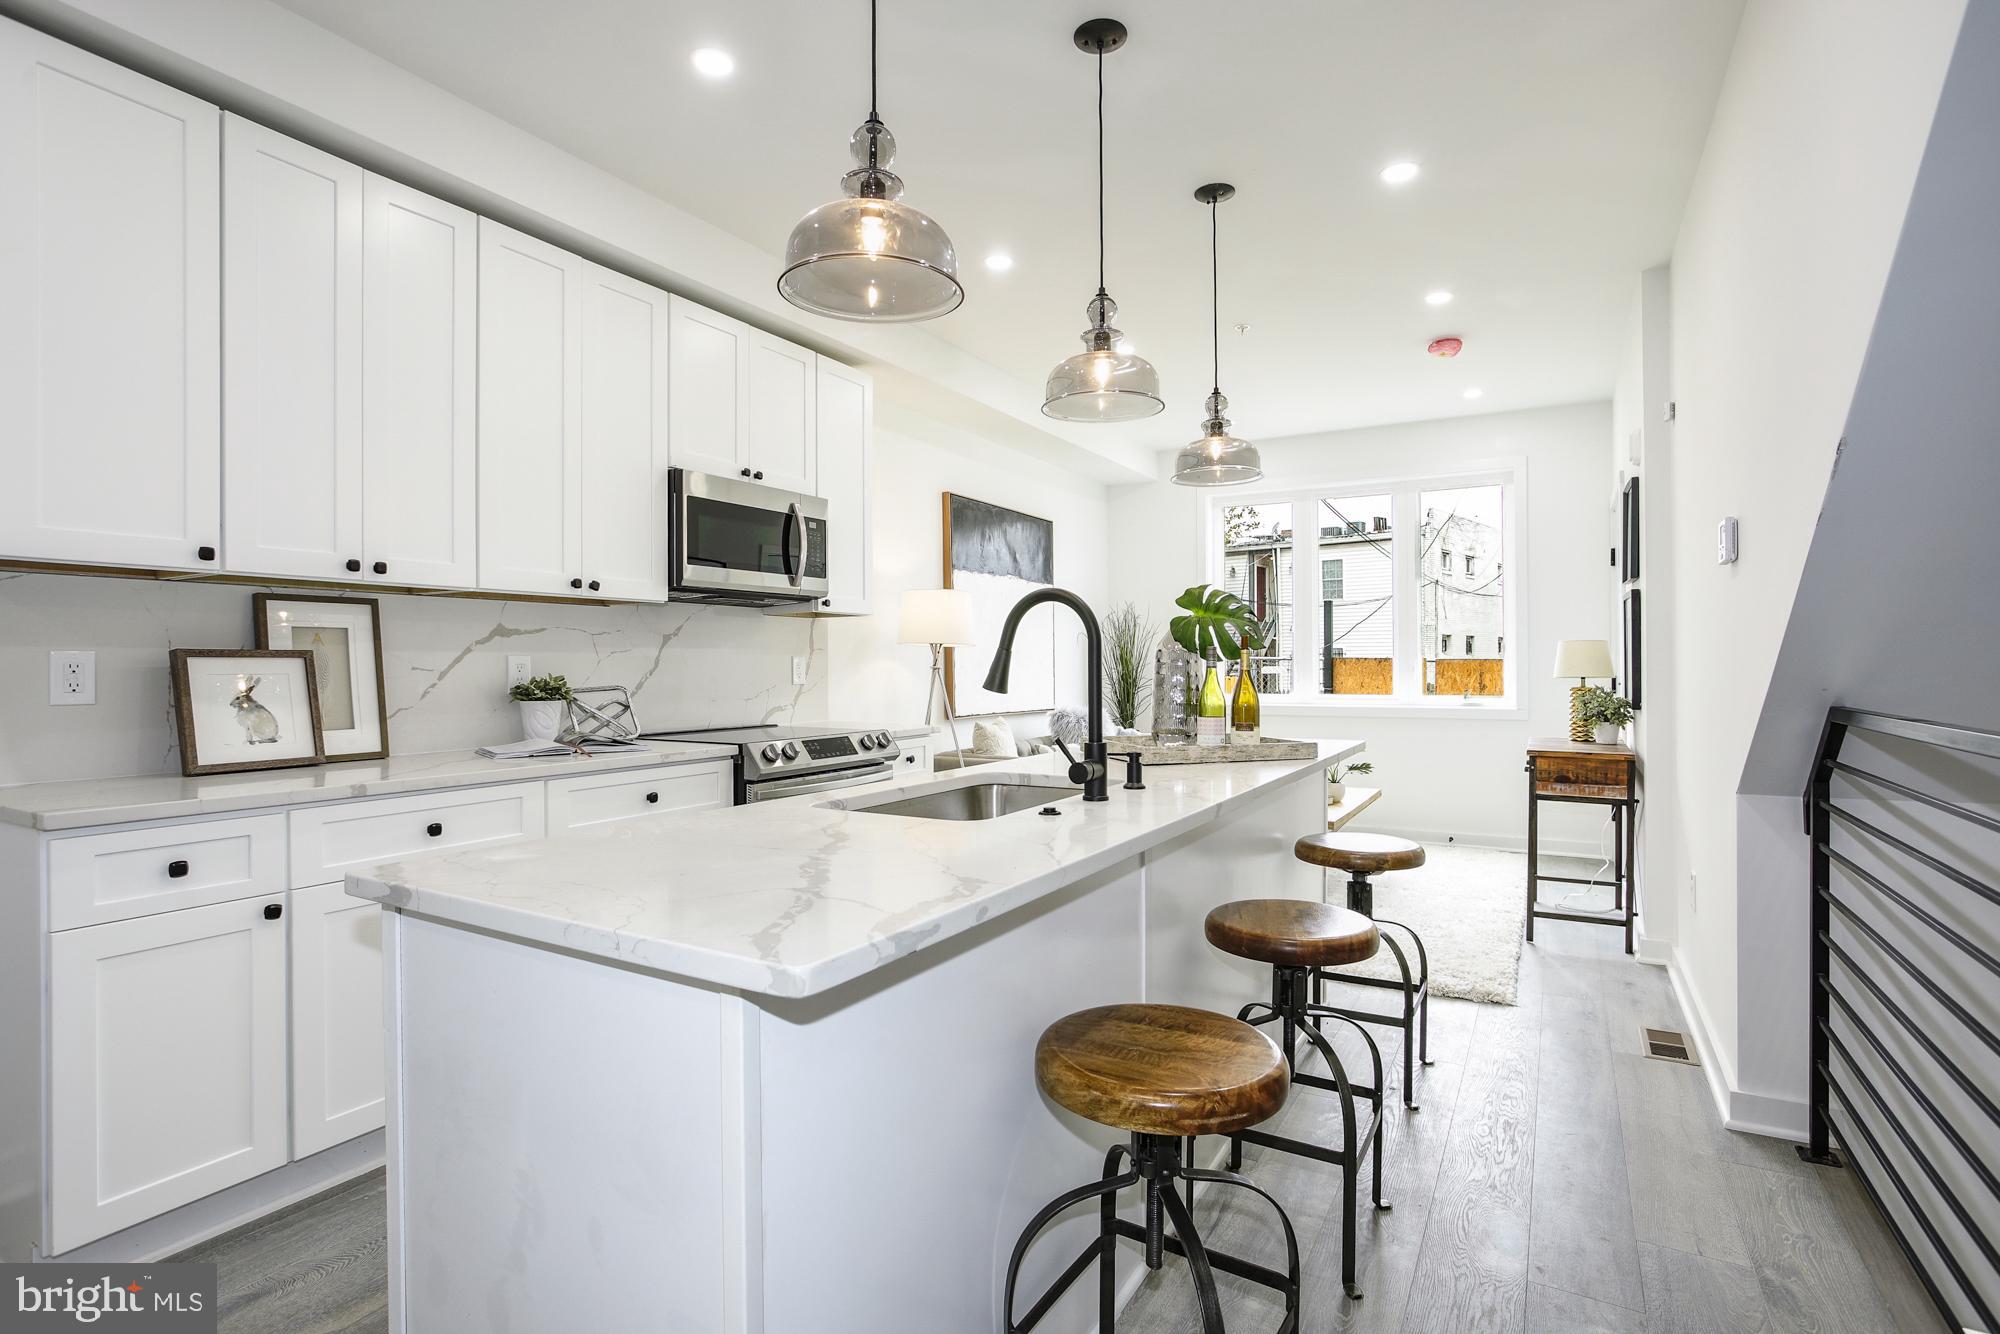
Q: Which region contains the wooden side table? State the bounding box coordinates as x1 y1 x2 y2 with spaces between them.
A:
1525 739 1639 954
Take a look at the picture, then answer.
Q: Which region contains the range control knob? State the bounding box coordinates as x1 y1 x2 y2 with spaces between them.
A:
761 744 782 763
877 732 893 748
858 734 875 751
781 742 800 761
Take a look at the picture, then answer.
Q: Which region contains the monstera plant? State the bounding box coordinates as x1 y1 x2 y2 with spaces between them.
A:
1169 584 1270 662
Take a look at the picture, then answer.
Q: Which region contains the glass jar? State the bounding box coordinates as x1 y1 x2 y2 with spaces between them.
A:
1151 641 1201 744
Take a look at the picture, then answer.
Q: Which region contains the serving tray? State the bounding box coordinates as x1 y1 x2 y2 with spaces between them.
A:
1127 735 1321 765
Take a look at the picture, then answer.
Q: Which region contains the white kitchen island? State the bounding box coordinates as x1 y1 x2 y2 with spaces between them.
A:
347 742 1357 1334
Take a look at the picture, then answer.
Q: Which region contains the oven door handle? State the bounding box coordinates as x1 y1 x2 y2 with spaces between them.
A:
783 501 804 588
745 762 897 802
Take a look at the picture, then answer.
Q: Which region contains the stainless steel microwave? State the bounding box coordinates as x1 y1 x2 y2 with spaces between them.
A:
668 469 829 606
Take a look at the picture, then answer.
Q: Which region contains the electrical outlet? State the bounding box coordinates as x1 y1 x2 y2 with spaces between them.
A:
792 656 807 686
49 650 95 706
507 656 533 690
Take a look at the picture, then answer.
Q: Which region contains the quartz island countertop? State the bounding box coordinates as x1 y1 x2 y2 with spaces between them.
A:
348 741 1358 998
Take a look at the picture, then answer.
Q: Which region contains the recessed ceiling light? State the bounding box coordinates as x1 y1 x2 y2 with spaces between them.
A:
1379 160 1421 186
1425 290 1454 306
690 48 735 79
984 252 1014 273
1463 387 1485 400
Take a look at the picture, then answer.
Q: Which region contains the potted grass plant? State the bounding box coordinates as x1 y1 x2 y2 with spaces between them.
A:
1101 603 1157 730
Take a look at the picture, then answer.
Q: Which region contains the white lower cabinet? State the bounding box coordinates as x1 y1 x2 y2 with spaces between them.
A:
47 897 289 1253
546 761 731 832
289 881 386 1158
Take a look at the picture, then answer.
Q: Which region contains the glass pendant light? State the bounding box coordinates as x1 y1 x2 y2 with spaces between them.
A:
1173 183 1263 485
1042 19 1164 422
778 0 963 322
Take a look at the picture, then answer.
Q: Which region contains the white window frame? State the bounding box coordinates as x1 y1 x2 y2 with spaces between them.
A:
1203 459 1526 718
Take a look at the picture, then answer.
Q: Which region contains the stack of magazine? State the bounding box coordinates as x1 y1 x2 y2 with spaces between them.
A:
476 734 646 760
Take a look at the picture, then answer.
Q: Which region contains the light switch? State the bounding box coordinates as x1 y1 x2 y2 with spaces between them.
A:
1717 517 1739 564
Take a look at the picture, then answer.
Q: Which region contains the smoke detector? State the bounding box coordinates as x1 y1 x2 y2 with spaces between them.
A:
1428 336 1463 358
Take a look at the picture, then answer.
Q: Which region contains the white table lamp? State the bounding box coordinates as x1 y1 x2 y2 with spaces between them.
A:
899 590 976 759
1552 639 1615 741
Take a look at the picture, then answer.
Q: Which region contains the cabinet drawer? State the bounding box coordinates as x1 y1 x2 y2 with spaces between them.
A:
546 762 730 832
288 784 545 887
48 814 287 930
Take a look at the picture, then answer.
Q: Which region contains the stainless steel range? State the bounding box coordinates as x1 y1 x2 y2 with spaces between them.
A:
639 723 901 804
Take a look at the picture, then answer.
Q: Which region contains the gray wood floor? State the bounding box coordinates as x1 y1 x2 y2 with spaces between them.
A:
171 909 1935 1334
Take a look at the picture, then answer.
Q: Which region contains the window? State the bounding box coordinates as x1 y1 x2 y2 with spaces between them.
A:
1209 471 1517 707
1316 495 1393 695
1420 484 1507 696
1217 501 1295 694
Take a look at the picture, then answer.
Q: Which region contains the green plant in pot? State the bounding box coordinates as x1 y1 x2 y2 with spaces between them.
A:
1328 759 1374 804
509 673 573 742
1575 686 1634 744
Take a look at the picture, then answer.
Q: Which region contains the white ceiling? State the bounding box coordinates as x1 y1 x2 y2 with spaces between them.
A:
268 0 1744 451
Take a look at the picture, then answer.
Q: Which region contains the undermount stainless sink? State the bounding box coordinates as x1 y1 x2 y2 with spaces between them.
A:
837 779 1084 822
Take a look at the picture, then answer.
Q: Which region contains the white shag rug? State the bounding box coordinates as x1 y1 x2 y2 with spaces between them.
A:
1323 843 1614 1006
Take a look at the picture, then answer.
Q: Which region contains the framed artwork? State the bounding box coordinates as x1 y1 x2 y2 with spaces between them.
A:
170 649 325 776
1622 589 1643 710
1620 476 1641 583
942 492 1056 714
254 594 389 762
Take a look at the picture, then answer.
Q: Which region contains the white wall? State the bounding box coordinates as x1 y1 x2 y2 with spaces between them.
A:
1108 401 1615 855
827 414 1112 742
1659 0 1965 1125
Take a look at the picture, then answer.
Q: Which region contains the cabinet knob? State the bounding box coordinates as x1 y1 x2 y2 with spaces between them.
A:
587 580 601 592
167 859 189 878
426 822 443 838
372 561 388 575
740 467 752 478
570 578 584 589
197 545 216 562
645 791 660 804
263 903 283 921
821 598 831 607
753 470 764 480
345 558 362 573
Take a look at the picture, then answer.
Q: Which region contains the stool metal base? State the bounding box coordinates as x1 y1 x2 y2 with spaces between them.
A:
1003 1133 1300 1334
1319 871 1433 1109
1227 963 1389 1299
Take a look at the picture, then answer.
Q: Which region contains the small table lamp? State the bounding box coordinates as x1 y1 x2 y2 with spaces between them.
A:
899 589 976 760
1552 639 1615 742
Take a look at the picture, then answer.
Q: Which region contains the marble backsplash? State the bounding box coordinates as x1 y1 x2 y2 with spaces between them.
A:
0 571 826 788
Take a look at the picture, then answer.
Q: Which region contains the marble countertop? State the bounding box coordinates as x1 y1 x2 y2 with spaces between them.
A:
0 741 739 832
348 740 1359 999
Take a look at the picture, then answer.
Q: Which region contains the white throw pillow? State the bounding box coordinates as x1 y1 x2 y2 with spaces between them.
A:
970 719 1020 758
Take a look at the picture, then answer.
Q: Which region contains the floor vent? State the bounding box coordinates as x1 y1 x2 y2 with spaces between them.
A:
1643 1027 1699 1065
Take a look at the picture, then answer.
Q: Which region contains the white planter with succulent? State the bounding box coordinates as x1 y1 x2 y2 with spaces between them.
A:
1576 685 1635 747
510 673 572 742
1327 759 1374 805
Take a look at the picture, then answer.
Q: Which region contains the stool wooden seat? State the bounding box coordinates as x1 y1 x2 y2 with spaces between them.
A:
1036 1004 1288 1138
1293 831 1426 874
1204 900 1379 969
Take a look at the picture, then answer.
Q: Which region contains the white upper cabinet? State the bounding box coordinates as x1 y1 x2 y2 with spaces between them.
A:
0 18 221 572
362 176 479 589
667 297 751 481
814 358 874 614
747 332 817 494
581 266 672 601
223 116 365 582
478 220 585 596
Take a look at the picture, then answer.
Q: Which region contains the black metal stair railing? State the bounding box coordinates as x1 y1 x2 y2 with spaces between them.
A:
1802 707 1999 1332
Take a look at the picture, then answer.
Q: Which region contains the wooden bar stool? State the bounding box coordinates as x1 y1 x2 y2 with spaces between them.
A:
1003 1004 1302 1334
1293 833 1433 1110
1204 900 1391 1299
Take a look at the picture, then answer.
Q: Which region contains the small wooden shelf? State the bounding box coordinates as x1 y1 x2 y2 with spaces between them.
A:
1326 786 1381 831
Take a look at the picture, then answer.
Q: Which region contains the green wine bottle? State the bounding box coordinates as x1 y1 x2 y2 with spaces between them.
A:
1196 660 1226 747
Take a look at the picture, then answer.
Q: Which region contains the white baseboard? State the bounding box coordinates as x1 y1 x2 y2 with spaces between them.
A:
40 1131 384 1263
1665 951 1808 1142
1364 824 1604 861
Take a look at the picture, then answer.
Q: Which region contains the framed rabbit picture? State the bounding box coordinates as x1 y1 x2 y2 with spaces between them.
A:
169 649 326 776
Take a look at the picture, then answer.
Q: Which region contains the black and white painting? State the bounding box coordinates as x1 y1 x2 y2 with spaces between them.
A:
944 493 1056 714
